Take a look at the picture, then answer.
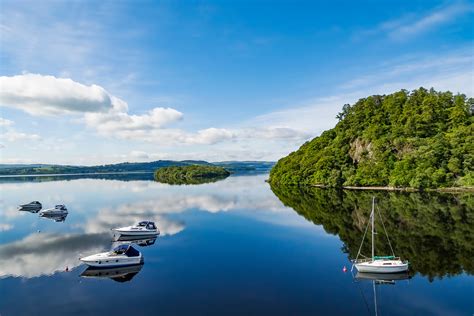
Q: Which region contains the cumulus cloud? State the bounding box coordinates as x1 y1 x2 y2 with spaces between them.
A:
0 74 116 115
84 107 183 133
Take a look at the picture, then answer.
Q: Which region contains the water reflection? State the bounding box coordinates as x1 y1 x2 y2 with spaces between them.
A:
80 264 144 283
0 232 111 278
39 213 68 222
113 235 157 247
270 184 474 280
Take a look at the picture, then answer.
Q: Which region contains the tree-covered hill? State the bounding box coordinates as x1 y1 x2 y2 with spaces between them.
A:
154 165 231 185
269 88 473 189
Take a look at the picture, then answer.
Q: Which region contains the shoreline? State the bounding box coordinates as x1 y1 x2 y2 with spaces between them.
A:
0 171 154 178
266 180 474 193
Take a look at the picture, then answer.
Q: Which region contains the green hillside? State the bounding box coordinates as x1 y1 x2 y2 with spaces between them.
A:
269 88 473 189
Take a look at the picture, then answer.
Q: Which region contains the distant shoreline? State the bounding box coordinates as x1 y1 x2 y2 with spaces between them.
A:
0 171 153 178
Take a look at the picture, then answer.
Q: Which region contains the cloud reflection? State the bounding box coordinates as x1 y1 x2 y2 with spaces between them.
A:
0 232 110 278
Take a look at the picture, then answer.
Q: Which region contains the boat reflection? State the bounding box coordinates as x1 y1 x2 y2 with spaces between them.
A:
354 271 411 316
355 271 411 282
80 263 144 283
39 213 68 222
112 234 157 247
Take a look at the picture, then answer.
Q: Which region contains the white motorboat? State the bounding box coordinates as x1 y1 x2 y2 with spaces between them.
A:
113 221 159 236
352 197 409 274
39 204 68 216
80 244 143 268
18 201 42 212
80 264 143 283
40 213 68 222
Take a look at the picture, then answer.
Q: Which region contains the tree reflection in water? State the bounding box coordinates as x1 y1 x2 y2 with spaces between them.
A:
270 184 474 281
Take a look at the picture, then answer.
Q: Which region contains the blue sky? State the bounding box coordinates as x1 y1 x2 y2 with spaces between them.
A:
0 0 473 164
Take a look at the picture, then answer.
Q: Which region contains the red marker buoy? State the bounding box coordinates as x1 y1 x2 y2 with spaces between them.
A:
342 266 347 273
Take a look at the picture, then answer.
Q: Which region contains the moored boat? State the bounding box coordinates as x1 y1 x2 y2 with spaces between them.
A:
18 201 42 212
352 197 409 274
113 221 159 236
79 244 143 268
39 204 68 216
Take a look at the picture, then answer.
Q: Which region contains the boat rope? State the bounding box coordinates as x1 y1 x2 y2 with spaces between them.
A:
351 210 371 272
376 204 395 257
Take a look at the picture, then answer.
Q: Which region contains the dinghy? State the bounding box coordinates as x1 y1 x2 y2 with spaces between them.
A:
80 244 143 268
352 197 409 274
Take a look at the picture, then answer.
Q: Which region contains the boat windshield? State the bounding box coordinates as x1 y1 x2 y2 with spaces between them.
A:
137 221 148 227
112 244 129 255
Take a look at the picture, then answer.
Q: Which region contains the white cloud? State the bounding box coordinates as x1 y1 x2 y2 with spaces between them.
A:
388 3 472 40
0 117 14 127
84 106 183 133
0 130 41 142
0 223 13 231
0 117 41 142
354 2 473 41
0 74 116 115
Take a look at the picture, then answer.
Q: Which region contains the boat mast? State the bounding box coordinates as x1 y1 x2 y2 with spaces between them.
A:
371 197 375 261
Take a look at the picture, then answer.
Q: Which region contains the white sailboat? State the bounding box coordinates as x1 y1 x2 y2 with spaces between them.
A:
352 197 409 274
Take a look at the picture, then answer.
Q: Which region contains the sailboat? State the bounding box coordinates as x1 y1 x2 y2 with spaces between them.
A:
352 197 409 273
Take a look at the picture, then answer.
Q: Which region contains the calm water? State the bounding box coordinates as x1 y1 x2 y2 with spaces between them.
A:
0 174 472 315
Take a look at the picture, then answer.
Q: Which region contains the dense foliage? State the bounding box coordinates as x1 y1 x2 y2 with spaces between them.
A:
154 165 230 185
270 88 473 188
270 184 474 280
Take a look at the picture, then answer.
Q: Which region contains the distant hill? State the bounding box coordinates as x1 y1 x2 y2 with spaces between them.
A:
0 160 274 176
270 88 473 189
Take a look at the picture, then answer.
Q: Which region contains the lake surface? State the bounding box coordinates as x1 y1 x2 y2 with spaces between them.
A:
0 174 473 315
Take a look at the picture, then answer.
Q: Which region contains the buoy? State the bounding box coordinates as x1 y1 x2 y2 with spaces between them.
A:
342 266 347 273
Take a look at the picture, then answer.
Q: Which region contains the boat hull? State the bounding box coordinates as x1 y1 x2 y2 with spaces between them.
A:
80 250 143 268
113 229 158 236
80 256 143 268
355 261 409 273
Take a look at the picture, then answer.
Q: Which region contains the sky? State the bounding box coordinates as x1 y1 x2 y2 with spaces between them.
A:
0 0 473 165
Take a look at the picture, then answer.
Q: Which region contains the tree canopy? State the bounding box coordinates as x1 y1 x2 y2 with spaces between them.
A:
270 88 473 189
154 165 230 185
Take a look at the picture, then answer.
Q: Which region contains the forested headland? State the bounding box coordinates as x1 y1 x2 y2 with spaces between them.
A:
154 165 231 185
269 88 473 189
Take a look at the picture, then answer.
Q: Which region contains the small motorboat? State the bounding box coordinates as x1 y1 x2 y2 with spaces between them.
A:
80 244 143 268
113 221 159 236
39 213 68 222
39 204 68 216
18 201 42 212
80 263 143 283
